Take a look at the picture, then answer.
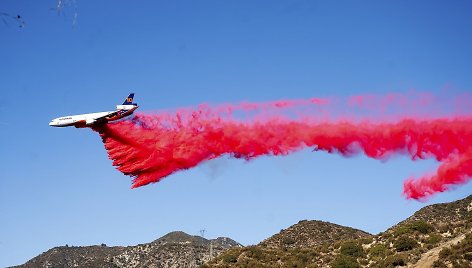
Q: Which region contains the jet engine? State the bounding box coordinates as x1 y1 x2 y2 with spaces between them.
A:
116 104 136 110
86 118 96 125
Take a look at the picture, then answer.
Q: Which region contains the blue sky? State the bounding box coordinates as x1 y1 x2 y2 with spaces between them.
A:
1 0 472 266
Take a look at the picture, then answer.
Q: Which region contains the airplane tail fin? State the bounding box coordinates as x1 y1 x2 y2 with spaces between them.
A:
122 93 135 105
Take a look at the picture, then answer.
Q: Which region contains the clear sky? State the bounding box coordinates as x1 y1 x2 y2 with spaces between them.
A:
1 0 472 266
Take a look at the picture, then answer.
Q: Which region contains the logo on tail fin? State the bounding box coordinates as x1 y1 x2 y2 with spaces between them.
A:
123 93 135 105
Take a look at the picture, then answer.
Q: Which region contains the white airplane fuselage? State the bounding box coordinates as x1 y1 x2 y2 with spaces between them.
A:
50 111 111 127
49 94 138 128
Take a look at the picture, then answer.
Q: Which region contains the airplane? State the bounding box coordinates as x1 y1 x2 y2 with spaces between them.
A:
49 93 138 128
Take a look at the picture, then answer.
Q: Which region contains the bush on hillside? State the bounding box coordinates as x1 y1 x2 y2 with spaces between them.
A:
245 246 264 259
331 255 360 268
409 220 434 234
394 220 434 236
368 244 391 258
426 233 442 245
340 241 365 257
394 236 418 252
222 253 238 263
378 254 407 267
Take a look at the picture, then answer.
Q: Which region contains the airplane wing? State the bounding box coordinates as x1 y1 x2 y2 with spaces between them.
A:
84 112 118 126
86 109 133 125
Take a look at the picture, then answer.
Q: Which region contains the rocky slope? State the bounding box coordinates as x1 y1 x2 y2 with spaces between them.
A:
15 195 472 267
205 195 472 267
16 231 241 268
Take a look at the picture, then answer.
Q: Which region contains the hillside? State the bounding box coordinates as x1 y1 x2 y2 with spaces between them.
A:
15 231 242 268
260 220 371 250
205 195 472 267
15 195 472 267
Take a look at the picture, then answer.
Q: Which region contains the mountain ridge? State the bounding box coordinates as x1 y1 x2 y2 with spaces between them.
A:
206 194 472 267
15 195 472 268
15 231 241 268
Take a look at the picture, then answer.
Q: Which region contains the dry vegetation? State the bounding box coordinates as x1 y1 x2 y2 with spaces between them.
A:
17 195 472 267
204 195 472 267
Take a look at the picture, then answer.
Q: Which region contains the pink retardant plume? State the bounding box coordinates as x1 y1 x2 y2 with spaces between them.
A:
92 97 472 200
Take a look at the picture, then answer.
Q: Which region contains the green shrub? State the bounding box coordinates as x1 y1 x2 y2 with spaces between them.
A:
360 237 374 245
245 259 264 267
409 221 434 234
426 233 442 245
394 221 434 236
439 247 452 259
439 225 450 233
369 244 390 257
282 237 296 245
222 254 238 263
245 246 264 259
379 254 407 267
462 233 472 248
295 251 309 263
394 226 411 236
432 260 448 268
331 255 360 268
394 236 418 252
340 241 365 257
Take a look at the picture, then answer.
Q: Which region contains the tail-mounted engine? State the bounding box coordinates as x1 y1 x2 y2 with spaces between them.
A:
116 104 136 110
